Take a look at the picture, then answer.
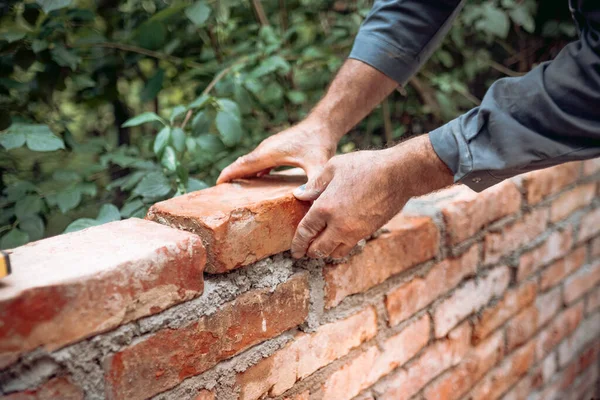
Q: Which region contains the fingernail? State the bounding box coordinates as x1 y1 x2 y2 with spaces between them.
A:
293 184 306 196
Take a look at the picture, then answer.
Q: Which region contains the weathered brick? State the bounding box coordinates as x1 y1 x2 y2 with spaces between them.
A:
105 274 310 400
324 215 439 308
506 306 538 351
530 353 558 389
194 390 214 400
578 207 600 243
377 322 471 400
557 339 599 391
500 374 533 400
586 286 600 314
467 341 535 400
564 261 600 304
521 162 580 205
517 227 573 281
284 391 309 400
146 175 310 273
423 330 505 400
321 314 430 400
535 286 562 328
386 245 478 326
550 183 596 222
583 158 600 176
592 236 600 259
433 266 510 338
441 180 521 245
472 280 537 344
237 307 377 400
0 219 205 369
0 377 83 400
558 311 600 367
540 247 586 291
484 209 548 265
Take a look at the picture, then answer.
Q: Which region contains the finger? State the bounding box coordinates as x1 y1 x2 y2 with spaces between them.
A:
306 227 340 258
217 151 275 184
291 208 327 258
293 166 333 202
330 243 355 259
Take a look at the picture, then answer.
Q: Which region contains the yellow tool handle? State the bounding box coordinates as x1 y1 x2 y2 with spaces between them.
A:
0 250 11 278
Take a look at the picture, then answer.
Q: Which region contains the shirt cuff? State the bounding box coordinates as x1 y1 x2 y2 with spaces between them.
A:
348 32 420 85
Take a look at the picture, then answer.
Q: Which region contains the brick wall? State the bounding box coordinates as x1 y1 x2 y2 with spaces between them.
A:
1 159 599 400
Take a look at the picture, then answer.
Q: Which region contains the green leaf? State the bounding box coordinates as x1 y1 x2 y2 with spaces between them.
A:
19 215 44 241
121 112 165 128
170 106 187 124
185 1 212 26
120 199 145 218
76 182 97 196
216 99 241 120
53 170 80 182
0 132 26 150
51 44 80 71
1 229 29 249
107 171 146 191
0 31 26 43
97 204 120 223
141 68 165 102
36 0 72 13
192 110 212 135
476 4 510 38
133 171 171 199
135 21 166 50
56 187 81 213
4 124 64 152
4 181 37 202
153 127 170 155
64 218 99 233
509 6 535 33
170 127 186 152
197 134 225 152
234 85 252 114
187 178 208 192
215 110 242 146
15 195 43 220
161 146 178 171
188 94 210 109
286 90 306 105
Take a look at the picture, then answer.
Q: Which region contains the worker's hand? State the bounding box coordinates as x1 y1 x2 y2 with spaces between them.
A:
216 120 340 184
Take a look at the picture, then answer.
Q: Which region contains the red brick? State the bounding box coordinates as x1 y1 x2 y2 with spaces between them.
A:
586 286 600 314
324 216 439 308
484 209 548 265
423 330 505 400
564 261 600 304
467 341 535 400
550 183 596 222
321 314 430 400
433 266 510 338
284 391 309 400
104 274 309 400
535 286 562 328
578 207 600 243
592 237 600 259
0 377 83 400
517 227 573 281
441 180 522 245
506 306 538 351
500 374 533 400
194 390 214 400
237 307 377 400
521 162 581 204
530 353 558 389
558 311 600 367
583 158 600 176
377 322 471 400
146 175 310 273
558 339 599 391
540 247 586 291
472 280 537 344
0 219 205 369
386 245 478 326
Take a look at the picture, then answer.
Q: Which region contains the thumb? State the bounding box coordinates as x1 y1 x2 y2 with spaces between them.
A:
217 149 274 184
293 165 333 201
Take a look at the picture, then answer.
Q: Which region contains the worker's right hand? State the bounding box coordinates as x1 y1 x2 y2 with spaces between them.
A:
216 120 340 184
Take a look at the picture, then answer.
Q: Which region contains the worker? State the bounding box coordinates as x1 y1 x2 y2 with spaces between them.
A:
217 0 600 260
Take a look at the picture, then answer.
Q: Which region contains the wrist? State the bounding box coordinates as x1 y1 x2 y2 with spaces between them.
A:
300 115 345 144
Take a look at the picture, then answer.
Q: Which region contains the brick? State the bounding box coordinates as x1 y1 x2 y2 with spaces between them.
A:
521 162 580 204
517 227 573 281
540 247 586 291
284 391 309 400
578 207 600 243
468 341 535 400
433 266 510 338
472 280 537 344
105 274 309 400
377 322 471 400
324 216 439 308
146 175 310 273
535 286 562 328
550 183 596 222
558 339 599 391
386 245 478 326
0 377 83 400
237 307 377 400
583 158 600 176
423 330 505 400
441 180 521 245
564 261 600 304
592 236 600 259
321 314 430 400
530 353 557 389
506 306 538 351
558 311 600 367
194 390 214 400
500 374 533 400
484 209 548 265
586 286 600 314
0 219 205 369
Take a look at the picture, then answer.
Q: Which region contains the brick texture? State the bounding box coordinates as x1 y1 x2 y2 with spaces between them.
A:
540 247 586 291
521 162 580 204
536 303 585 362
578 207 600 243
194 390 214 400
146 175 309 273
441 180 521 245
587 287 600 314
0 377 83 400
592 237 600 259
564 261 600 304
385 245 477 327
506 306 538 351
517 227 573 281
0 219 205 369
558 312 600 367
550 183 596 222
323 215 438 308
104 274 309 400
433 265 510 338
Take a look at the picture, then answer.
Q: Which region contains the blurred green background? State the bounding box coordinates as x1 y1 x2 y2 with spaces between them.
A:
0 0 576 248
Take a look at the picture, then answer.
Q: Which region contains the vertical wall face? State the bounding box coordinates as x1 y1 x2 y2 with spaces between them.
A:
1 160 599 400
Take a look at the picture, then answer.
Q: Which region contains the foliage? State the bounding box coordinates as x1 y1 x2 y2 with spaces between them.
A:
0 0 575 248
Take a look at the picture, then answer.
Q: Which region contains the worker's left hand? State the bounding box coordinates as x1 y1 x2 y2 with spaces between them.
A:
290 146 408 259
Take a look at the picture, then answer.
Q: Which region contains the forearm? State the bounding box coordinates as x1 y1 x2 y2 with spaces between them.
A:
305 59 398 141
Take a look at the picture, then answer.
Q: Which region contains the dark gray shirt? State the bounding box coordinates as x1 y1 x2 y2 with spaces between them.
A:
349 0 600 191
